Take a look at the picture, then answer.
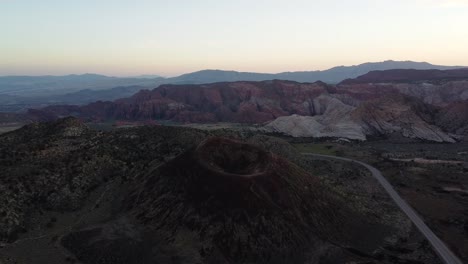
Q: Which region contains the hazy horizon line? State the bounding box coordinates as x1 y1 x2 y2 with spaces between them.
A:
1 59 466 78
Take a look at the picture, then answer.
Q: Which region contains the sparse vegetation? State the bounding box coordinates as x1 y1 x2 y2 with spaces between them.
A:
292 143 338 155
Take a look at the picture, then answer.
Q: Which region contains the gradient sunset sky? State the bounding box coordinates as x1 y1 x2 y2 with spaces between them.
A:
1 0 468 76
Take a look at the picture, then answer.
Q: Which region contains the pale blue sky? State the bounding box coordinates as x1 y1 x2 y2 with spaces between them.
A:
1 0 467 76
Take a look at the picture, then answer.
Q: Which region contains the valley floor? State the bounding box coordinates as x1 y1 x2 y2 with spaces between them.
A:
291 139 468 263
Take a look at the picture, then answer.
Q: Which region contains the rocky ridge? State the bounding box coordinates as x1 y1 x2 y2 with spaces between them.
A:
7 69 468 142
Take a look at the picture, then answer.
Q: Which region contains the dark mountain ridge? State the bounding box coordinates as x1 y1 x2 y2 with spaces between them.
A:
340 68 468 84
166 60 464 84
1 60 463 97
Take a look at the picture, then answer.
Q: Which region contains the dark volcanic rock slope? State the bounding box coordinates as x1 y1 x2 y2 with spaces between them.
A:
120 137 390 263
0 118 208 242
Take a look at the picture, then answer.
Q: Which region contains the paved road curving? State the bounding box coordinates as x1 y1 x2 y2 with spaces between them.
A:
303 153 463 264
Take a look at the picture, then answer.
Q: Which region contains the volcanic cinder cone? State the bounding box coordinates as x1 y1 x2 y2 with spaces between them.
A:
123 137 387 263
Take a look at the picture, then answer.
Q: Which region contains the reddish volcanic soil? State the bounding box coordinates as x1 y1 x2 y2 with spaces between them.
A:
119 137 396 263
195 137 272 178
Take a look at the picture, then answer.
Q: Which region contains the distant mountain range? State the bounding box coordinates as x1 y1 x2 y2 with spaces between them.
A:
166 60 465 84
20 68 468 143
0 73 164 97
340 68 468 85
0 60 466 111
